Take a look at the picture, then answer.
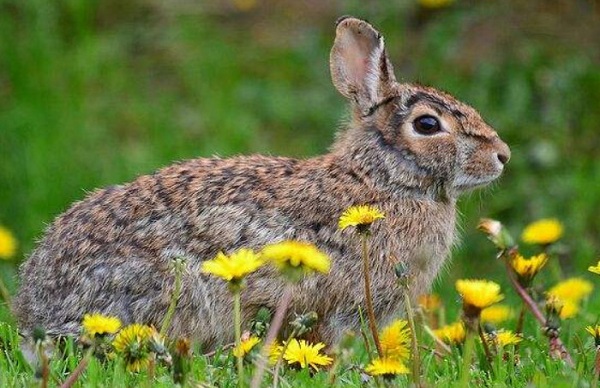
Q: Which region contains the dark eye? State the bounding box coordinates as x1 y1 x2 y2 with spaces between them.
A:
413 115 441 135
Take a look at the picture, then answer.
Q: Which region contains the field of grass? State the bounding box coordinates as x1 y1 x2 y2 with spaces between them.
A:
1 0 599 386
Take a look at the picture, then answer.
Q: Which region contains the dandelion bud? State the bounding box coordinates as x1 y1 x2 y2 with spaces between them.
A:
290 311 319 336
150 331 172 366
394 262 409 283
478 218 514 250
32 326 47 344
250 307 272 338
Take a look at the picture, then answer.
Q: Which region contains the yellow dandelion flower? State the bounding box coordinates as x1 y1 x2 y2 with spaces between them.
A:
433 321 466 345
261 241 330 275
268 340 283 365
485 330 522 347
456 279 504 313
233 335 260 358
588 261 600 275
521 218 563 245
586 325 600 346
558 299 579 319
365 357 409 377
510 253 548 284
201 248 264 283
418 0 454 9
480 305 514 325
338 205 385 232
113 324 154 372
282 339 333 371
546 295 580 319
82 313 122 337
418 294 442 311
0 225 17 259
547 277 593 304
379 319 411 361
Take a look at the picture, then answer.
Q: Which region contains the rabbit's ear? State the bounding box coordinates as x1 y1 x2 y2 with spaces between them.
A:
330 17 396 115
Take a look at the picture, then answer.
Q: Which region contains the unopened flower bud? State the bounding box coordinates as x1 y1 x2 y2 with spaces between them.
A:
250 307 272 338
478 218 514 250
290 311 318 336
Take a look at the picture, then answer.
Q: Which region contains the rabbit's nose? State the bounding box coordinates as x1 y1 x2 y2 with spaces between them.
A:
497 151 509 165
495 140 511 165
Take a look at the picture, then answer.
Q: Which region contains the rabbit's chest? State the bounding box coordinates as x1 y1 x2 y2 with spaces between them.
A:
376 201 457 287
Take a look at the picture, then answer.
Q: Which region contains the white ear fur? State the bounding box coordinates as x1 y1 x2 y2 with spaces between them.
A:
330 17 396 114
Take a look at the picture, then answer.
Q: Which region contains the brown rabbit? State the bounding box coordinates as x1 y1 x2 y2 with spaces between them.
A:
14 17 509 347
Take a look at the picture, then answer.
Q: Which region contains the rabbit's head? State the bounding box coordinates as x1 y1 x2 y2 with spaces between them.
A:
330 17 510 199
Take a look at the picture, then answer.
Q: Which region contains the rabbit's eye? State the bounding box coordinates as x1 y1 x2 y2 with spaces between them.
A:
413 115 441 135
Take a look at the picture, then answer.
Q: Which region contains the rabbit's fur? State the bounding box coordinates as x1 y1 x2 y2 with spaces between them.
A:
15 17 510 346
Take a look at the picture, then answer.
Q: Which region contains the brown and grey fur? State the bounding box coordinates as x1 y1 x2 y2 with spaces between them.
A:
14 17 510 347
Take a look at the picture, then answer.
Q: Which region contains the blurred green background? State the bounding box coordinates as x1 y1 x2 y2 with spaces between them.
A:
1 0 599 303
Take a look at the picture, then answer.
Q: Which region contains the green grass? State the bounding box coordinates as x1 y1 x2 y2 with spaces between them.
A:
1 0 600 386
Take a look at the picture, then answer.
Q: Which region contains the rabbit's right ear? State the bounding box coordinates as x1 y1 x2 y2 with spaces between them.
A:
330 17 396 116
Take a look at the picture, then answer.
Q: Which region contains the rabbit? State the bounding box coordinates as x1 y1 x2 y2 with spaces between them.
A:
14 17 510 347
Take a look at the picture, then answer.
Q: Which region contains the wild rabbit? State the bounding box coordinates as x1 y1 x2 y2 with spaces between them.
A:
15 17 509 347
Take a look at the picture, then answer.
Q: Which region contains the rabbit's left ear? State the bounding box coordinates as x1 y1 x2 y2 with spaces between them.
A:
330 17 396 115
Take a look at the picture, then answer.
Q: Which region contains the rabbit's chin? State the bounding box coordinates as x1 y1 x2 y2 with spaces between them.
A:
452 174 502 192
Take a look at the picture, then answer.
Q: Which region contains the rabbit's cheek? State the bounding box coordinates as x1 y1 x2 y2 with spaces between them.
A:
403 136 458 179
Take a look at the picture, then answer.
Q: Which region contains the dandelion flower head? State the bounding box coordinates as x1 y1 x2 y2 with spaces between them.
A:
365 357 409 377
433 321 466 345
481 305 514 325
586 325 600 346
545 295 579 319
283 339 333 371
262 241 330 275
379 319 410 361
338 205 385 231
113 324 155 372
510 253 548 283
268 340 283 365
233 335 260 358
521 218 563 245
82 313 122 337
0 225 17 259
201 248 264 282
486 330 522 347
456 279 504 311
547 277 593 304
588 260 600 275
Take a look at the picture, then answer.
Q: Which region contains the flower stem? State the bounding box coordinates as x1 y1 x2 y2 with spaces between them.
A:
160 260 184 337
357 306 373 362
234 291 243 388
0 275 12 311
422 324 452 355
459 331 475 387
515 302 526 335
402 287 421 386
361 234 382 358
272 330 297 388
250 286 293 388
593 346 600 388
502 254 574 366
60 348 93 388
